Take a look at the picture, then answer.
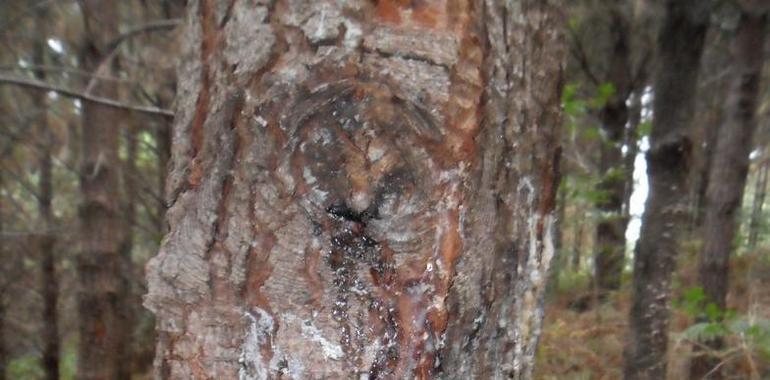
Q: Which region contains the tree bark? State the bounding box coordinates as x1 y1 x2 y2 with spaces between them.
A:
690 8 767 379
623 0 710 379
594 3 633 293
145 0 565 379
32 8 60 380
76 1 130 379
572 212 584 271
121 119 139 378
0 172 6 380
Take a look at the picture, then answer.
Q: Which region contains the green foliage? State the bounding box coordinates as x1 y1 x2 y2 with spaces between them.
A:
562 83 588 121
62 338 78 380
5 339 77 380
636 121 653 138
561 81 623 143
8 355 44 380
603 166 626 184
675 286 770 364
589 82 616 109
556 269 592 294
676 286 707 318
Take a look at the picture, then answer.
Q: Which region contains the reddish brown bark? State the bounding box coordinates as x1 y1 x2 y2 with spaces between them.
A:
146 1 564 379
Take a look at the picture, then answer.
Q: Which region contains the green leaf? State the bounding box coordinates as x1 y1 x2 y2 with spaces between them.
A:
705 303 722 321
582 126 600 141
637 121 653 138
589 82 616 109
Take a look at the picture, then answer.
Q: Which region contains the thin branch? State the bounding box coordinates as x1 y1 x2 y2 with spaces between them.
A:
0 74 174 118
108 19 182 50
0 64 134 83
568 28 601 86
82 18 180 97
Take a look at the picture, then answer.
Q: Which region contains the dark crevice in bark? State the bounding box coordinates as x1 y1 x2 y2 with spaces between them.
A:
188 0 217 188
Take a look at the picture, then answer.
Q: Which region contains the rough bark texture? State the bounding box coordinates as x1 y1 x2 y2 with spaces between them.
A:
145 1 564 379
76 1 130 379
623 1 709 379
690 9 767 379
32 10 60 380
594 3 632 293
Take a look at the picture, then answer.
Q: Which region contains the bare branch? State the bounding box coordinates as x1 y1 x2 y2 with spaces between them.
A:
568 28 600 86
108 19 182 50
0 64 134 83
0 74 174 118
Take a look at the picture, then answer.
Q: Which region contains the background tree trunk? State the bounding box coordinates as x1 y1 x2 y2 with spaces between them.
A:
145 0 564 379
594 3 632 293
623 0 710 378
120 119 138 377
0 172 5 380
76 1 130 379
32 8 60 380
690 8 767 379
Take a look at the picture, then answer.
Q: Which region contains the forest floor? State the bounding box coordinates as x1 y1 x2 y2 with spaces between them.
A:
535 249 770 380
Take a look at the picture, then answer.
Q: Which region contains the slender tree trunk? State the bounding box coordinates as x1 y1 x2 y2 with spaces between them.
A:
32 8 60 380
623 1 710 379
38 110 60 380
690 9 767 379
594 4 632 293
0 173 6 380
748 158 768 249
572 213 584 271
145 1 565 379
120 121 138 378
76 1 129 379
691 101 721 231
0 299 4 380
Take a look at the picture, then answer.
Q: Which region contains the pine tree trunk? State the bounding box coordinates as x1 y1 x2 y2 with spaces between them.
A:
623 0 709 378
594 5 632 293
121 121 139 377
690 8 767 379
31 7 60 380
145 1 565 379
76 1 130 378
0 171 6 380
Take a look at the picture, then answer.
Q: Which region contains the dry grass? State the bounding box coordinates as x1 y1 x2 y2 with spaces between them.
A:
535 250 770 380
